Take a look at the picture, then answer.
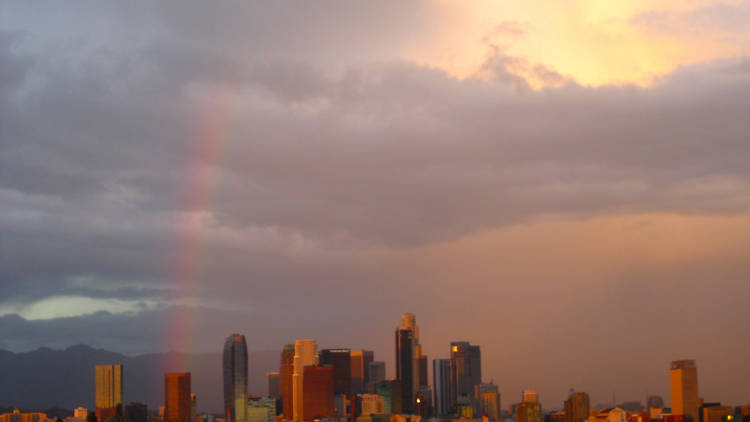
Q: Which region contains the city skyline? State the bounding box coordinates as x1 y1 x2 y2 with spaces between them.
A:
1 0 750 416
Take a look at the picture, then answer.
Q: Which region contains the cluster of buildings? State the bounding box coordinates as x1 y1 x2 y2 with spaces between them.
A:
9 313 749 422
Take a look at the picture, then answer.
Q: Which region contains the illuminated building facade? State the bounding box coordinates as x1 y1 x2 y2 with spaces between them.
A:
165 372 192 422
671 360 699 422
517 402 542 422
565 392 590 422
451 342 481 406
95 364 123 420
475 383 500 422
247 397 276 422
293 339 318 422
280 344 295 419
375 380 403 415
302 365 334 421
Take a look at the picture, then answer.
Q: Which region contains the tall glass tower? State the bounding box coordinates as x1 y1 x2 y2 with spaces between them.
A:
223 334 248 422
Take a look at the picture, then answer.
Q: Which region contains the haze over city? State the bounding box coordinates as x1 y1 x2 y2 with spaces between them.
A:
1 0 750 414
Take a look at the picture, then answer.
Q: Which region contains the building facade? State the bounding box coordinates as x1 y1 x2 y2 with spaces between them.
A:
95 364 123 420
433 358 455 417
475 383 500 422
565 392 590 422
450 342 481 406
293 339 318 422
302 365 334 421
165 373 191 422
319 349 352 396
223 334 249 422
280 344 295 419
396 323 416 414
670 360 699 422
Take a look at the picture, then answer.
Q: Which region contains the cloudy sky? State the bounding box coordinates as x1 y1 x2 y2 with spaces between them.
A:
1 0 750 408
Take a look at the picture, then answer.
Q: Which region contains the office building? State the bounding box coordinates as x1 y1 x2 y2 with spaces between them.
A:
165 373 191 422
451 342 481 405
416 387 432 419
396 317 416 414
191 394 197 422
475 383 500 422
375 380 403 415
522 390 539 404
0 410 48 422
95 364 123 420
293 339 318 422
701 405 733 422
124 403 147 422
517 402 542 422
73 408 88 420
671 360 699 422
351 350 375 395
302 365 334 421
319 349 352 396
223 334 248 422
367 362 386 393
267 372 280 399
247 397 276 422
434 359 455 417
354 394 386 418
596 408 627 422
565 392 590 422
280 344 295 419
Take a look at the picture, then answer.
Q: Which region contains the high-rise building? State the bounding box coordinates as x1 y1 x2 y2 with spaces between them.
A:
375 380 403 415
247 397 276 422
671 360 699 422
223 334 249 422
319 349 352 396
564 392 590 422
433 359 455 417
280 344 295 419
351 351 375 395
475 383 500 422
400 314 428 390
302 365 334 421
356 394 385 417
95 364 123 420
701 404 733 422
267 372 280 399
293 339 318 422
517 402 542 422
522 390 539 404
191 394 197 422
396 316 416 414
124 403 148 422
451 342 481 405
165 373 191 422
416 387 433 419
367 362 386 393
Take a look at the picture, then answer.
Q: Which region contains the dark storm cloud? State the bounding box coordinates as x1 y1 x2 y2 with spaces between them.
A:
1 0 750 407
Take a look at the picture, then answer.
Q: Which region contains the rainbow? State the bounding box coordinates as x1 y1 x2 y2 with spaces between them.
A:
166 88 235 366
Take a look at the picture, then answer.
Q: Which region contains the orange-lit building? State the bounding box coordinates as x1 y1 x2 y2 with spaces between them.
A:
165 372 192 422
302 365 334 421
631 412 651 422
0 410 48 422
280 344 295 419
671 360 699 422
565 393 590 422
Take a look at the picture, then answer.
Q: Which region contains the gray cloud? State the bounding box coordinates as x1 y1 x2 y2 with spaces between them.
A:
1 0 750 409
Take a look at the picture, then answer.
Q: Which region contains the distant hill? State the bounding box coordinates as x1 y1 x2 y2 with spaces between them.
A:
0 345 280 414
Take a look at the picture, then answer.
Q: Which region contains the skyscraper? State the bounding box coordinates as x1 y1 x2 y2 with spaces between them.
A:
302 365 334 421
516 402 542 422
522 390 539 404
351 350 375 395
223 334 248 422
564 392 590 422
293 339 318 422
450 342 481 405
267 372 280 399
165 373 191 422
475 383 500 422
95 364 123 420
671 360 699 422
367 362 386 393
280 344 295 419
401 314 428 390
319 349 352 396
375 380 403 415
433 359 455 417
396 318 416 414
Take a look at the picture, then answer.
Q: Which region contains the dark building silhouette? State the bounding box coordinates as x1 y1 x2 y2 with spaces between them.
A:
396 327 416 414
417 356 428 390
375 380 403 415
319 349 352 396
223 334 248 422
165 373 191 422
124 403 147 422
367 361 386 393
434 359 455 417
351 350 375 395
302 365 334 421
416 387 433 419
450 342 481 405
280 344 295 419
647 396 665 409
